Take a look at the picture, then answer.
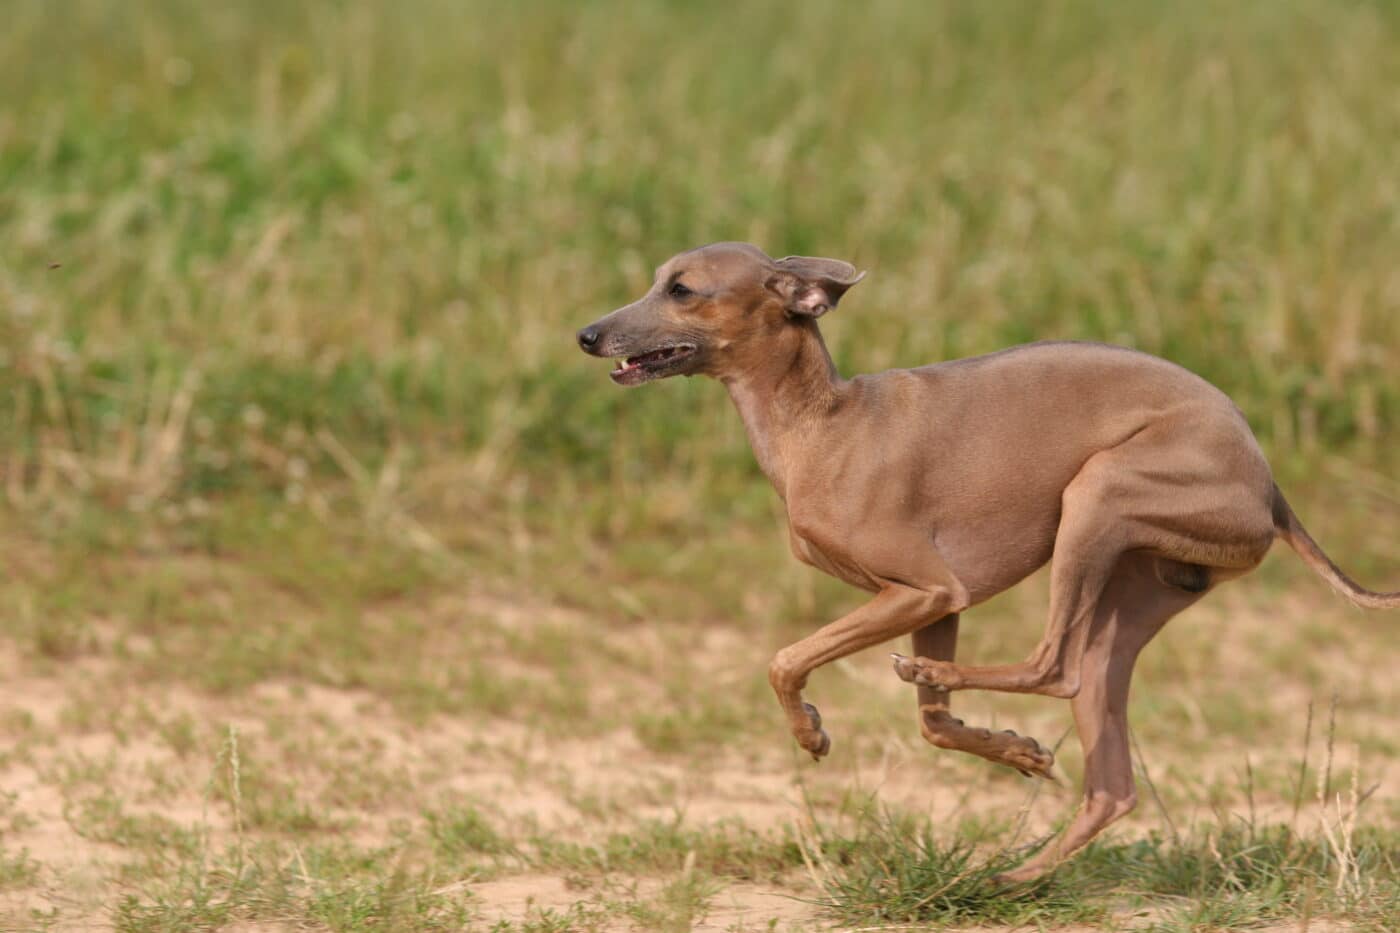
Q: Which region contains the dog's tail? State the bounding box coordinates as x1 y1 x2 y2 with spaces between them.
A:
1272 485 1400 609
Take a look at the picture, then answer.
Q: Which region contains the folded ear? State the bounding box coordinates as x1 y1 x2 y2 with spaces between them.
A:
766 255 866 318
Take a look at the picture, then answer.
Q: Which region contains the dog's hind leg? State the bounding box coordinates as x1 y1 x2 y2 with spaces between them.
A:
894 482 1123 700
996 553 1204 882
893 419 1274 702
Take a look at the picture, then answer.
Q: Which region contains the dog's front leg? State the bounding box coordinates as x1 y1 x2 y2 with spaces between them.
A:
768 582 965 760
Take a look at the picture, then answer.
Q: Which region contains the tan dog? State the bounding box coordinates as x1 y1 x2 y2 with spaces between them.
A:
576 242 1398 880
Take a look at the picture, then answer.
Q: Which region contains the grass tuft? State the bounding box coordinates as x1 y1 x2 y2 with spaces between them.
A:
427 804 514 859
803 805 1104 927
805 803 1400 930
1097 824 1400 932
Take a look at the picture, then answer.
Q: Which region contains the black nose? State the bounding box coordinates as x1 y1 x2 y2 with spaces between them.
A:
577 326 601 351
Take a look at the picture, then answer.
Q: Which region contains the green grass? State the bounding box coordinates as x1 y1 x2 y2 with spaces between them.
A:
808 803 1400 930
1 0 1397 623
427 804 515 860
0 848 39 891
808 814 1107 927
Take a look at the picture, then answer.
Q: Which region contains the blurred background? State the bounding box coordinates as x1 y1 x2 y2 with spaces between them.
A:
1 1 1397 928
3 0 1397 602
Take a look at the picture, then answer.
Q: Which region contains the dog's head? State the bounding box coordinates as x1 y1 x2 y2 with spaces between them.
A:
577 242 864 386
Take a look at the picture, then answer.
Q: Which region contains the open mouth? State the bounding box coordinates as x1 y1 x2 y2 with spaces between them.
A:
609 344 698 385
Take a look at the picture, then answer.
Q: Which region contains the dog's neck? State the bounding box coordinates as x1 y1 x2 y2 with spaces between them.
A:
720 321 843 499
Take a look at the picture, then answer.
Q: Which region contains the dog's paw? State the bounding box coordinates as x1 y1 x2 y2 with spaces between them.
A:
890 653 965 690
918 710 1057 780
797 702 831 761
1000 730 1056 780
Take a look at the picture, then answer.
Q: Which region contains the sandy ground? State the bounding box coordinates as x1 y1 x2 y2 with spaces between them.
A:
0 580 1395 930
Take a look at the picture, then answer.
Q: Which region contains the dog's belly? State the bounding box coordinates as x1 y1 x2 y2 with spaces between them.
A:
785 490 1061 601
933 508 1060 605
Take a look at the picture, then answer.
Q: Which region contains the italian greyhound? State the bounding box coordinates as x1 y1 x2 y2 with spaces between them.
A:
576 242 1398 880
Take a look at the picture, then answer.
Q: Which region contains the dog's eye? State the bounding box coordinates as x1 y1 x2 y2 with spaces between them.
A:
668 281 693 299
